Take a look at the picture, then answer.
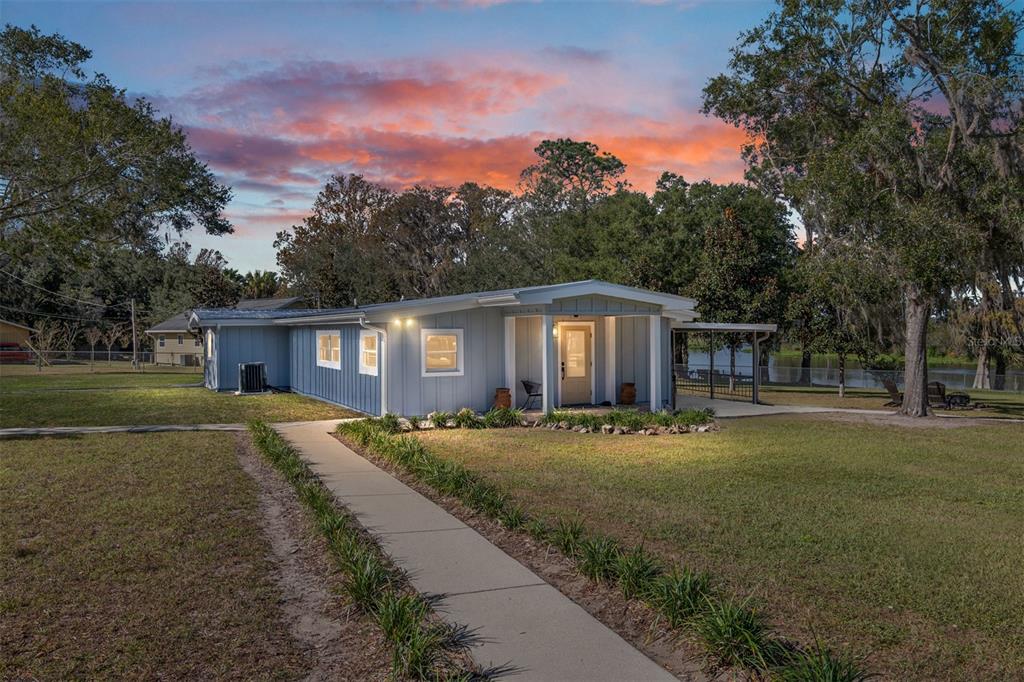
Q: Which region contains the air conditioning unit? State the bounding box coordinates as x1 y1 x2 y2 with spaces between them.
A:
238 362 268 394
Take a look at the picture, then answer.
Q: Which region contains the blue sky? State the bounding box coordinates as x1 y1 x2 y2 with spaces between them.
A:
4 0 775 272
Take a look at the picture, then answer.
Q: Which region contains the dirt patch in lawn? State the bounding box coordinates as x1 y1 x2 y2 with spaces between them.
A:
234 433 392 681
334 432 711 682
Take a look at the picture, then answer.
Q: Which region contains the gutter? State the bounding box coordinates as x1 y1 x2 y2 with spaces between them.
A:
358 316 388 416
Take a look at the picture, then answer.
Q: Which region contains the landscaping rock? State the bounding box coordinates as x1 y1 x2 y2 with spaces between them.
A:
558 421 571 430
445 419 457 428
601 424 614 434
397 417 413 432
418 419 435 430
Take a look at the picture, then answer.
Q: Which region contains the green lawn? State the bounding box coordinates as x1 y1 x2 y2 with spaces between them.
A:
759 384 1024 418
0 369 201 391
0 432 309 679
0 386 357 427
416 417 1024 680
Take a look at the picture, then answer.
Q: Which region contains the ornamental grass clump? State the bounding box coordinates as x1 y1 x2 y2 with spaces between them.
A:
773 637 878 682
483 406 524 428
453 407 484 429
614 545 663 599
693 596 786 672
550 516 586 558
646 568 714 629
577 535 621 582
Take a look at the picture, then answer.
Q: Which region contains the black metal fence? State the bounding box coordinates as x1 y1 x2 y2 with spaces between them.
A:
675 363 754 401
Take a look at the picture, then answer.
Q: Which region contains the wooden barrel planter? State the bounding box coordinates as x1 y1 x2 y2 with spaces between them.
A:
619 382 636 405
493 387 511 409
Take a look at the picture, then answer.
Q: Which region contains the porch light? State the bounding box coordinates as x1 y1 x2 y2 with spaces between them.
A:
405 318 414 327
393 317 402 325
552 326 559 338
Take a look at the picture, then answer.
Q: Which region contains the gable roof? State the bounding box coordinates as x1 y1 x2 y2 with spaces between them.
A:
0 318 36 333
145 312 192 333
235 296 304 310
189 280 698 328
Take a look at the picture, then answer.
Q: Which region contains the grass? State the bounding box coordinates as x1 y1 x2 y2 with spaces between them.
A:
759 384 1024 418
414 416 1024 680
341 418 869 680
0 369 202 391
0 385 357 427
0 432 310 679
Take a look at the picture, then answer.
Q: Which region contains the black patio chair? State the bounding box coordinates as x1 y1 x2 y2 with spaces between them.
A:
520 379 543 410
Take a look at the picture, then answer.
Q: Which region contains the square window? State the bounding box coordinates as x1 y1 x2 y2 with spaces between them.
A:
420 328 463 377
316 330 341 369
359 330 378 376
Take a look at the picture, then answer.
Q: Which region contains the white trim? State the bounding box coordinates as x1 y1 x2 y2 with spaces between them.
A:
315 329 341 370
649 315 662 410
420 328 464 377
555 320 595 406
358 329 379 376
541 315 554 412
674 322 776 332
504 317 516 393
604 316 616 404
158 334 165 347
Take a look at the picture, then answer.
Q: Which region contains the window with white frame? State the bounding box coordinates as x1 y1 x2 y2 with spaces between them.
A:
359 329 378 376
316 330 341 369
158 334 165 348
421 328 463 377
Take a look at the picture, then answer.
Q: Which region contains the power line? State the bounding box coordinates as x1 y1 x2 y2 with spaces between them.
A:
0 303 129 323
0 267 133 309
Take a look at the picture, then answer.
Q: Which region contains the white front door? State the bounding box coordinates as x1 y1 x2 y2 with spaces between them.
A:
559 324 592 404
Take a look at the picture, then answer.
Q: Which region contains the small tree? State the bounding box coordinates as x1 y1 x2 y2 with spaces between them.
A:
30 320 64 367
102 324 124 364
85 327 103 368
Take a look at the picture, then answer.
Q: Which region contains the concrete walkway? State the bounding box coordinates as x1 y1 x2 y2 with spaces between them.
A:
0 423 247 438
674 394 894 418
274 420 677 682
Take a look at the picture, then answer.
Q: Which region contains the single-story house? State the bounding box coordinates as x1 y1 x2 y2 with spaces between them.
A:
189 280 774 415
0 318 35 347
147 297 304 365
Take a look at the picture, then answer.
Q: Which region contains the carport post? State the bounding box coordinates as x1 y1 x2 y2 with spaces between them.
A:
752 332 759 405
708 331 715 400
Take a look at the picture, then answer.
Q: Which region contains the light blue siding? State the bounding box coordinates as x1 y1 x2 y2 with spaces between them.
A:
214 326 291 390
386 308 505 416
616 317 650 403
290 325 381 415
547 295 659 315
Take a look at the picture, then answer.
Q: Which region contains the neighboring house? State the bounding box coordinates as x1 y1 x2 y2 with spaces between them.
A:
0 319 35 347
190 280 774 415
147 297 304 366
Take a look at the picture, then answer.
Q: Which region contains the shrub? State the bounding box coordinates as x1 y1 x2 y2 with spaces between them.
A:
550 516 585 557
377 413 402 434
482 406 524 428
453 407 484 429
577 535 621 582
605 408 648 431
430 411 453 428
614 545 663 599
408 415 422 429
646 568 713 628
693 597 784 671
673 407 714 425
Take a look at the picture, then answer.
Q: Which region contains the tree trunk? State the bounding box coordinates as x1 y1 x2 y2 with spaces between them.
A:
973 344 991 389
993 352 1007 391
838 353 846 398
800 349 812 386
900 284 931 417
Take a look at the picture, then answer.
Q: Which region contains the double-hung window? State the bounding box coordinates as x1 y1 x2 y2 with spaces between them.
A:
158 334 166 348
316 330 341 369
177 334 184 345
359 330 378 376
420 328 463 377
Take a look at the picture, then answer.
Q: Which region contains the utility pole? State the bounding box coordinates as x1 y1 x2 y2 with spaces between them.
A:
130 298 139 370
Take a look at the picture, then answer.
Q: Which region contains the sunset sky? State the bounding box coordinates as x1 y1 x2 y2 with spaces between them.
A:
5 0 773 271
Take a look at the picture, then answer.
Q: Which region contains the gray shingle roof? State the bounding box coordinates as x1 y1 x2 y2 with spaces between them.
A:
235 296 304 310
145 312 191 333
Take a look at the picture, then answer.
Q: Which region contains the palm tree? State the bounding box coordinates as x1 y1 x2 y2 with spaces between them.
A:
241 270 280 299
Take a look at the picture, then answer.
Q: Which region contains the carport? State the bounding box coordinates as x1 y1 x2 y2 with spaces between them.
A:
672 322 777 405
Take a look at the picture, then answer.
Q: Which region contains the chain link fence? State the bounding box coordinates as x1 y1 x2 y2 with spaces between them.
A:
0 349 204 374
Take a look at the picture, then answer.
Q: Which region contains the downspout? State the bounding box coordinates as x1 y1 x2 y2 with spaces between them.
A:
359 317 388 416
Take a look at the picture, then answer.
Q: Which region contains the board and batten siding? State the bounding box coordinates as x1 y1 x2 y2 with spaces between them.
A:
546 295 659 315
289 325 381 415
386 308 505 415
213 326 291 391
